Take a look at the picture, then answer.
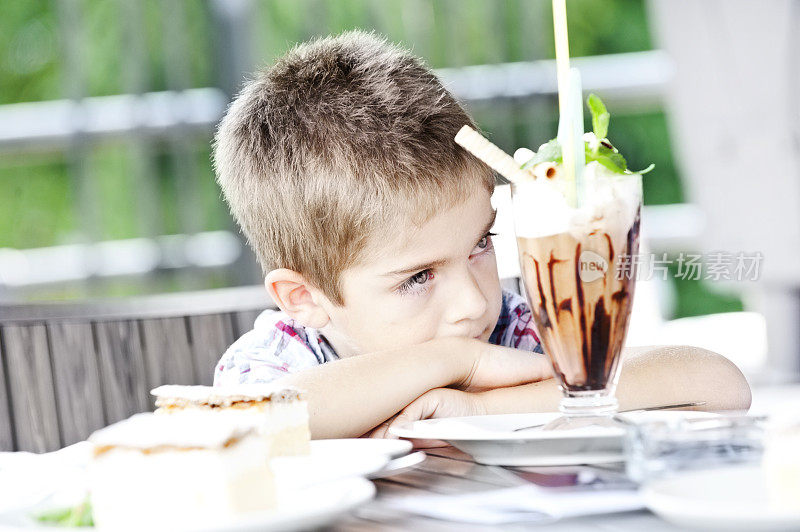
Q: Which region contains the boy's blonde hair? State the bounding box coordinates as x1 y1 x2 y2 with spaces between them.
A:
213 31 493 305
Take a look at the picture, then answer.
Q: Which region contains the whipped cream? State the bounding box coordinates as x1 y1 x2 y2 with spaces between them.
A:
511 161 642 240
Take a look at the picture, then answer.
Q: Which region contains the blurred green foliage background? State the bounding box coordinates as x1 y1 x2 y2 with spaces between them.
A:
0 0 742 315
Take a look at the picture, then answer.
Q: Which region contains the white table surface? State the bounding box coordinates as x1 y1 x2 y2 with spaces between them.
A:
337 384 800 531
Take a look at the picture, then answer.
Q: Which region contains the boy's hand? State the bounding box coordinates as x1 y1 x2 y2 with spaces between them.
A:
455 339 552 392
368 388 486 447
282 336 553 440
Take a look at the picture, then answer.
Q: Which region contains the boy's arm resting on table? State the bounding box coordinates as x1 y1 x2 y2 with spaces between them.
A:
275 337 552 439
482 345 752 414
612 345 752 412
384 345 752 432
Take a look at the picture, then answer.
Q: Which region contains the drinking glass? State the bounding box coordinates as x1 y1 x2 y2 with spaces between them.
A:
511 173 642 429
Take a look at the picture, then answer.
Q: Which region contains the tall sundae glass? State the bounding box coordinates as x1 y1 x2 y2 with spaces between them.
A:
510 92 648 429
455 93 649 431
456 0 649 430
512 162 642 428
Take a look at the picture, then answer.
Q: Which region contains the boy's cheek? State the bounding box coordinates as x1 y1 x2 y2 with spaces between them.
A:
479 268 503 327
367 319 439 351
338 270 502 352
359 309 442 353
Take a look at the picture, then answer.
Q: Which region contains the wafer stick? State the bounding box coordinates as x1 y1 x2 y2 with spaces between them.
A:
454 125 533 184
532 161 560 181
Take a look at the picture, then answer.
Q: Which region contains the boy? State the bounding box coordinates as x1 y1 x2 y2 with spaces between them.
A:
212 31 751 439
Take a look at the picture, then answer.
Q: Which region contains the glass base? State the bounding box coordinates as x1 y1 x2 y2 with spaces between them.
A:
542 413 630 431
541 394 622 431
559 393 619 416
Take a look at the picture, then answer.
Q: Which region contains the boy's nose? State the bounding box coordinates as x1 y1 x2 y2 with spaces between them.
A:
445 268 488 325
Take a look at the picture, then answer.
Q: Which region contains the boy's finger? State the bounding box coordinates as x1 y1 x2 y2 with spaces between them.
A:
398 393 439 423
383 398 434 437
408 438 449 449
369 412 402 439
385 389 455 436
368 422 391 439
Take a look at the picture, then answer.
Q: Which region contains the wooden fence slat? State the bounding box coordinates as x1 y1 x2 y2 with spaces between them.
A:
2 324 61 452
187 313 235 386
47 321 106 445
1 285 273 323
231 309 264 338
0 330 17 451
94 320 149 424
140 317 196 391
0 289 275 449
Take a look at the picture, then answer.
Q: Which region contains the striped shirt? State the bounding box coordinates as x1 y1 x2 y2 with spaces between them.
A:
214 289 543 386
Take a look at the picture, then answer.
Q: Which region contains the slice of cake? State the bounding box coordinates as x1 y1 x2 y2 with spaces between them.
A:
763 415 800 511
151 384 310 456
88 412 273 530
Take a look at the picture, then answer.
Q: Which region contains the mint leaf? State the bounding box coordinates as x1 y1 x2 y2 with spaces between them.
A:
521 139 562 169
36 507 73 524
587 93 610 140
66 500 93 528
520 97 654 177
585 143 627 173
35 499 93 528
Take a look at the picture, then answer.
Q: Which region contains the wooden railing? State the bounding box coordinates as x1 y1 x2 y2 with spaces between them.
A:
0 286 275 452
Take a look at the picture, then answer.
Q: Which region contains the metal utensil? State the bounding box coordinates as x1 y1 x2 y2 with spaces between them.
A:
512 401 707 432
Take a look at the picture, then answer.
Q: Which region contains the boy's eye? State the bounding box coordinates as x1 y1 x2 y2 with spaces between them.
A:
398 269 433 294
475 232 497 251
395 232 496 296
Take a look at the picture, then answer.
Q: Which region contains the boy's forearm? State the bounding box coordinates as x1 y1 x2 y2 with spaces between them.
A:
478 345 752 415
614 345 751 411
477 378 561 414
278 337 473 439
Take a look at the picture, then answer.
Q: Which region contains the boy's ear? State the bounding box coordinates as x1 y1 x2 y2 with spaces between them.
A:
264 269 331 329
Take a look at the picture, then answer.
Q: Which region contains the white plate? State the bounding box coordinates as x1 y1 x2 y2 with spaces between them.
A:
644 465 800 530
310 438 412 459
0 439 389 531
368 451 427 479
390 411 718 466
272 440 390 488
0 477 375 532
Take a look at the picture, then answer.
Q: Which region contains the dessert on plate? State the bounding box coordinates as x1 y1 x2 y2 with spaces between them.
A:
762 415 800 510
151 383 311 456
88 412 273 530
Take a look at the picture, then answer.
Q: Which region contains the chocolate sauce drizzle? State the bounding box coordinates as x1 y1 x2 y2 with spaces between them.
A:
530 256 551 330
519 206 641 392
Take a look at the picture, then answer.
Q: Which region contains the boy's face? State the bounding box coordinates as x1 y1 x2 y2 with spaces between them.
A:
318 185 503 357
